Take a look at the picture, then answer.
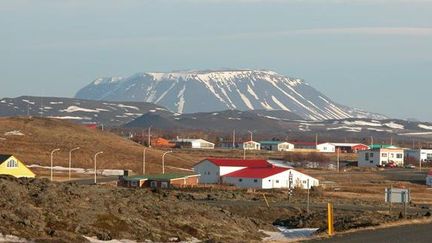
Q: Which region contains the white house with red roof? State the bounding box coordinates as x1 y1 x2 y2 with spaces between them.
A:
193 158 271 184
193 158 319 189
222 167 319 189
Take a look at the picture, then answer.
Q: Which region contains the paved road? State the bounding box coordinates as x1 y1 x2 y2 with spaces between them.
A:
309 223 432 243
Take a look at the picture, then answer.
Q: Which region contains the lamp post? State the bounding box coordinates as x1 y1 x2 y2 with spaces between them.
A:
143 148 146 175
50 148 61 181
162 151 173 174
68 147 80 180
94 151 103 184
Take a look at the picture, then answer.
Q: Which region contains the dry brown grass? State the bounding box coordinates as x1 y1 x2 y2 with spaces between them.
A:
0 117 197 175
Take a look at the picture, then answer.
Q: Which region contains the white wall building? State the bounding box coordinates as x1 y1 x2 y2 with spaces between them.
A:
405 149 432 163
316 143 336 153
241 141 261 150
192 158 271 184
426 170 432 186
222 167 319 189
358 148 405 167
260 141 295 151
174 138 215 149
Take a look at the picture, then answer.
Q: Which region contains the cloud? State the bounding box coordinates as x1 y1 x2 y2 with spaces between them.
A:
293 27 432 36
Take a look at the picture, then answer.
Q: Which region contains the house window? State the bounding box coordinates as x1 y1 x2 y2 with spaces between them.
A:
7 159 18 168
382 153 387 157
161 182 169 188
208 171 211 175
365 153 369 160
150 181 158 188
396 154 403 159
276 180 280 183
370 153 374 158
254 179 258 183
239 178 243 182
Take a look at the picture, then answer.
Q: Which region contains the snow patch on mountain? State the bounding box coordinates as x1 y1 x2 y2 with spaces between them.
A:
76 69 387 121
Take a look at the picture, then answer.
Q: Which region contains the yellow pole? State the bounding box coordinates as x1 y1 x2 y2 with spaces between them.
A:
327 202 334 236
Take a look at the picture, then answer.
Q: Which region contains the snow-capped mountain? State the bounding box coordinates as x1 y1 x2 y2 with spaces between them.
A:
0 96 165 126
75 70 387 121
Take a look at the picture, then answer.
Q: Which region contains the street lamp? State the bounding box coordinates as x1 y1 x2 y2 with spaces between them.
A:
68 147 80 180
50 148 61 181
143 147 146 175
162 151 173 174
94 151 103 184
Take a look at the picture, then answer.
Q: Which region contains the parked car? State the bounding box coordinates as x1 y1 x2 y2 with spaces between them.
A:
385 162 397 168
405 164 416 169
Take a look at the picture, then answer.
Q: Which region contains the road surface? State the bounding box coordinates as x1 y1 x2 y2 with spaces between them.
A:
309 223 432 243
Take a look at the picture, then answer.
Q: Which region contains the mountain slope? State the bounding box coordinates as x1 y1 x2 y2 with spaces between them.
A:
75 70 387 121
0 96 167 126
124 109 432 141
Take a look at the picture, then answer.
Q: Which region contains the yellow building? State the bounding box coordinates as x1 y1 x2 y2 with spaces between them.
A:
0 155 35 178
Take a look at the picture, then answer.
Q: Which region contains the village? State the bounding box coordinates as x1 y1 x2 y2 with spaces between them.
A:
3 134 432 189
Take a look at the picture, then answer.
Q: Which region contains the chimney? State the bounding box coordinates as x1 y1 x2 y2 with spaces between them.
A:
123 170 129 177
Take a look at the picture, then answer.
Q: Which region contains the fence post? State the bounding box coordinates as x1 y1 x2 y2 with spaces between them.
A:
327 202 334 236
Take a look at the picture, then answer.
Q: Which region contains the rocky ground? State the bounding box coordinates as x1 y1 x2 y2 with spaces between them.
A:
1 176 431 242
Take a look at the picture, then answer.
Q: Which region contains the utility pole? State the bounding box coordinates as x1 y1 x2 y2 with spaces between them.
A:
307 179 310 214
315 134 318 146
148 126 152 147
232 129 236 149
371 136 374 146
248 130 253 141
336 148 340 173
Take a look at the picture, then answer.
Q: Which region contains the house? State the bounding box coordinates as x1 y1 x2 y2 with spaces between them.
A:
369 144 398 150
241 141 261 150
330 143 369 153
426 170 432 186
0 155 35 178
151 138 176 148
222 167 319 189
316 143 336 153
218 142 241 149
291 142 318 150
118 173 199 188
260 141 294 152
193 158 271 184
358 148 404 167
404 149 432 163
174 138 215 149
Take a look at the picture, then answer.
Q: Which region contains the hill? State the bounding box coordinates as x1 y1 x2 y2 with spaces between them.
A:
0 117 194 175
0 96 166 126
124 109 432 142
75 69 387 120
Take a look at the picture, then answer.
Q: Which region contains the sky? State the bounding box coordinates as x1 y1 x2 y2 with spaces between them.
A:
1 0 432 120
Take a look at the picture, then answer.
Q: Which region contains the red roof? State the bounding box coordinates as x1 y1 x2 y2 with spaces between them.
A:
224 167 290 179
203 158 271 168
